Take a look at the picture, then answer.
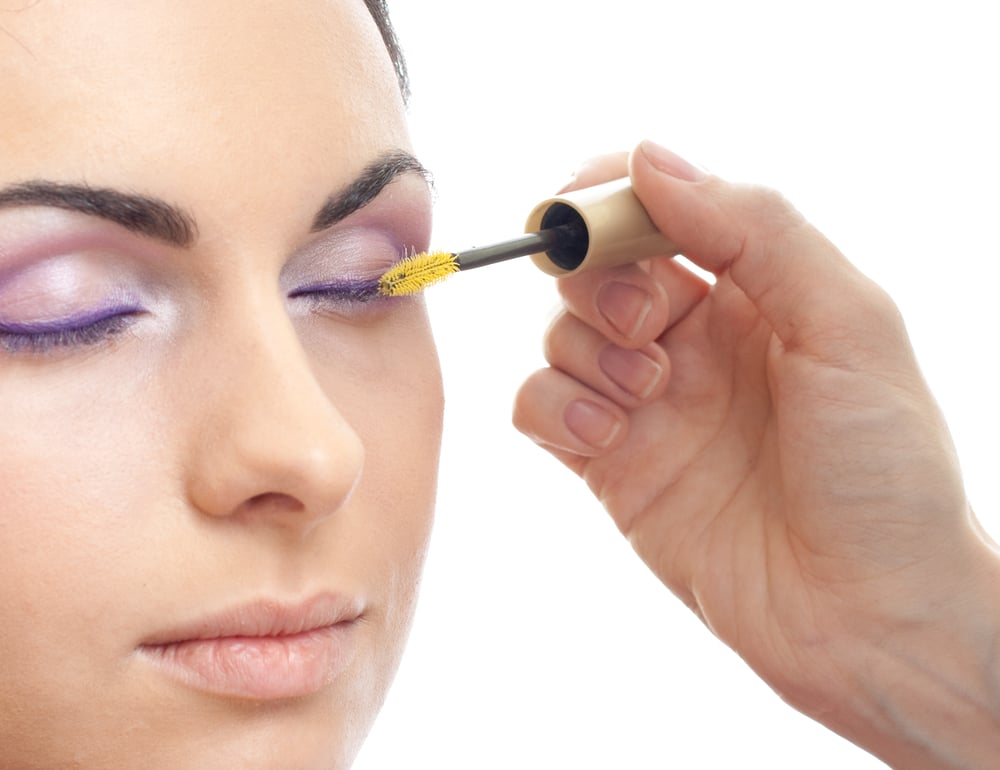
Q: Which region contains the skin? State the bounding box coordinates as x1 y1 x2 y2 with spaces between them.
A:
0 1 441 768
514 144 1000 768
3 0 994 765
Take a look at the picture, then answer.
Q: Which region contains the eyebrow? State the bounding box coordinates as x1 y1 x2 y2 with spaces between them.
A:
310 150 431 232
0 181 198 247
0 150 431 249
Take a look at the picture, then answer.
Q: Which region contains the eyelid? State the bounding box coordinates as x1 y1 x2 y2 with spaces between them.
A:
0 246 158 357
0 303 144 333
280 224 412 296
0 305 145 355
0 209 177 279
0 255 146 325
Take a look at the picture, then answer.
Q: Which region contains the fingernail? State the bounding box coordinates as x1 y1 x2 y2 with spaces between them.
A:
597 281 652 340
556 171 578 194
564 400 622 449
599 346 663 400
639 140 706 182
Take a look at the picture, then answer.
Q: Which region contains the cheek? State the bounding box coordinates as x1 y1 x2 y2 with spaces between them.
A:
304 307 443 714
0 365 163 596
317 302 443 505
0 365 168 755
315 305 443 583
0 303 444 757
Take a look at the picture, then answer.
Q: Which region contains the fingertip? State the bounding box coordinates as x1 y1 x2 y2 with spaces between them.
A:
597 342 671 405
512 369 629 459
632 139 708 183
632 141 877 355
563 399 625 452
629 144 741 280
558 151 631 193
595 279 655 341
558 263 670 349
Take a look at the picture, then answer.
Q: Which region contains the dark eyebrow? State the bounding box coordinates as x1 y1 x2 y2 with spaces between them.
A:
0 181 199 248
310 150 431 232
0 149 430 248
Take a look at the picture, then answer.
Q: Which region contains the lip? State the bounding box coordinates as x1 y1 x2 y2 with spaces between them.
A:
137 593 364 700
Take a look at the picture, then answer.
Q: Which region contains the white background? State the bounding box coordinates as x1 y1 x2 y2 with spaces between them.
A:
356 1 999 767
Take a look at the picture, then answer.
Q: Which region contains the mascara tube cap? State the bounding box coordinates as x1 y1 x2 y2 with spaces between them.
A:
524 177 680 276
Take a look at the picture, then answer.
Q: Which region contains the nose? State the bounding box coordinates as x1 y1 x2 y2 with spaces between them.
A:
182 296 364 532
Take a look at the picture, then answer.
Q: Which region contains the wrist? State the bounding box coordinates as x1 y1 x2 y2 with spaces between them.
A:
824 531 1000 769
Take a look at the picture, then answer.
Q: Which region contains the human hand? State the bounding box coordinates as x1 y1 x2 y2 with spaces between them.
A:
513 141 1000 767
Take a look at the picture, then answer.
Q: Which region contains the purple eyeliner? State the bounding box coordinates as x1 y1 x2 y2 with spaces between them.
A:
0 304 143 335
288 278 383 303
0 305 143 353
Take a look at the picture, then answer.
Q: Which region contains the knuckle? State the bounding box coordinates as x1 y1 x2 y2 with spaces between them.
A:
859 278 908 335
728 183 814 269
745 185 804 236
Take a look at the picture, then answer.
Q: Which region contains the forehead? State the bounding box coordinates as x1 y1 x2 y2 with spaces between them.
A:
0 0 407 198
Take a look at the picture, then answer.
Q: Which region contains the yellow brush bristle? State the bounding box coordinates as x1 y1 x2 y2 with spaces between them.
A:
378 250 460 297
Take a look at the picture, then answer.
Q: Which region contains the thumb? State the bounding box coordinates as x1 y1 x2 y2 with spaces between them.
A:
629 140 891 356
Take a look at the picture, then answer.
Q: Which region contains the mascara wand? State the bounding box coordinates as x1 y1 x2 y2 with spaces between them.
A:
377 224 582 297
378 177 681 297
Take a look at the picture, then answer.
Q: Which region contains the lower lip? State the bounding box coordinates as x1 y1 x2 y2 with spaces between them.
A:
139 623 356 700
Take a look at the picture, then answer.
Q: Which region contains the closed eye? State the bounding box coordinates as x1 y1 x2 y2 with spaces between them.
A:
0 306 144 355
288 278 383 304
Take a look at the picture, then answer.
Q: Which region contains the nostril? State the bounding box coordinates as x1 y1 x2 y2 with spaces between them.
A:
242 491 304 514
182 358 365 523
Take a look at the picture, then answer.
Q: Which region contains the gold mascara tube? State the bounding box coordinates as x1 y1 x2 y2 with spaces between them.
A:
378 177 680 296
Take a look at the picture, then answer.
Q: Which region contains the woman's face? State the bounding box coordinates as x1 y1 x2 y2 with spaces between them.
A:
0 2 441 767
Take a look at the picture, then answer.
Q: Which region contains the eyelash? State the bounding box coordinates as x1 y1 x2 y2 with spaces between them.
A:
287 280 384 305
0 309 142 355
0 280 391 357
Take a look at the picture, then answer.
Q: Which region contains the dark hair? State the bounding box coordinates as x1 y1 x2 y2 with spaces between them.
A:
363 0 409 102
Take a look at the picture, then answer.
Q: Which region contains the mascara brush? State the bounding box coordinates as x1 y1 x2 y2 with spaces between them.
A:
378 177 681 297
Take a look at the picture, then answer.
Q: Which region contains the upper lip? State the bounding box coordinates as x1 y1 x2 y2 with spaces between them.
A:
139 592 365 646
